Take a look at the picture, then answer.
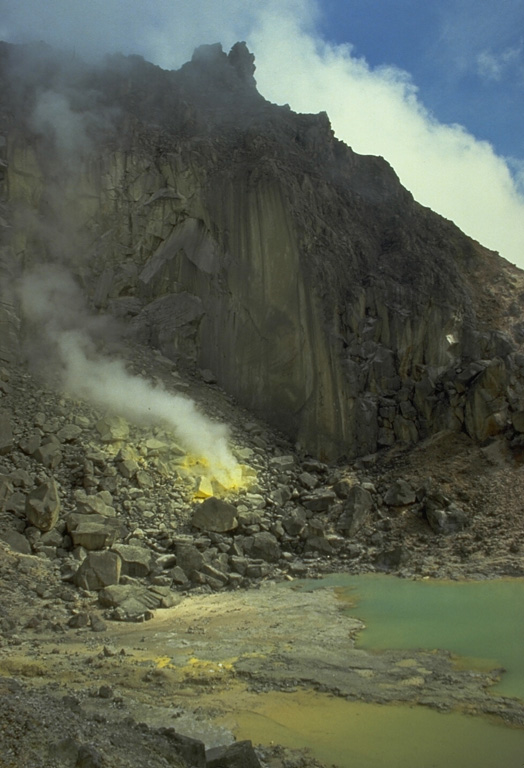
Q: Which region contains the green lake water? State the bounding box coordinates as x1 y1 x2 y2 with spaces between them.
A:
247 573 524 768
319 573 524 699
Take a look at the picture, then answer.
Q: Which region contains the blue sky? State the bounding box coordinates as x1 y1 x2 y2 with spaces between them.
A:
1 0 523 266
319 0 524 161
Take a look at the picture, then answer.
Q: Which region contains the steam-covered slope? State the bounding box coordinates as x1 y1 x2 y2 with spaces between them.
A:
1 40 524 459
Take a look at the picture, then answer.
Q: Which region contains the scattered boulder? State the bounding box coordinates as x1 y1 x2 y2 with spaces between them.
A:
192 497 238 533
96 415 130 442
117 458 139 479
0 529 31 555
33 437 62 469
99 583 180 619
301 489 336 512
375 545 409 570
336 485 373 535
111 543 152 577
269 455 295 470
206 740 261 768
174 541 205 575
0 409 13 455
250 531 280 563
66 514 125 550
0 474 13 510
384 479 417 507
420 483 469 534
75 490 116 517
56 424 83 442
161 730 206 768
282 508 307 537
74 551 122 591
25 478 61 532
425 504 469 534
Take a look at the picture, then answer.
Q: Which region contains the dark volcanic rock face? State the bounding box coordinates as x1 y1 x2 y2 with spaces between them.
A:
1 40 524 459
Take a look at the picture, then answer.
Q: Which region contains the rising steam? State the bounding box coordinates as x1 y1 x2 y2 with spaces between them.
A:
18 266 242 488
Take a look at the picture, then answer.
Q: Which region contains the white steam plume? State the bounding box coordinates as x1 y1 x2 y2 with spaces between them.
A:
18 266 242 487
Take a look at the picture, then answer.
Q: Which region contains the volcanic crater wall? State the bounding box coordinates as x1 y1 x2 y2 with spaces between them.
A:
1 41 524 459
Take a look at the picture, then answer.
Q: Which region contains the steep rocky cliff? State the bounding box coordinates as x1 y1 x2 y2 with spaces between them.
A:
1 40 524 460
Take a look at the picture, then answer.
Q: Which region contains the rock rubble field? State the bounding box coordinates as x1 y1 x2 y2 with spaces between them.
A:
1 342 524 767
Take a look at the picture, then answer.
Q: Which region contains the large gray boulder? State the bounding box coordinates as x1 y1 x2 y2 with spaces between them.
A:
191 497 238 533
25 478 61 532
66 514 125 550
0 410 13 455
74 551 122 591
206 740 261 768
336 485 373 535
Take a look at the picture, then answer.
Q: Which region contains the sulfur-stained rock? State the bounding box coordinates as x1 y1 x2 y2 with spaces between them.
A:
117 459 139 479
194 475 214 499
25 478 61 532
96 415 130 442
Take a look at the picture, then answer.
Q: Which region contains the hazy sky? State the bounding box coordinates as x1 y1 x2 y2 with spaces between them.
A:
2 0 523 267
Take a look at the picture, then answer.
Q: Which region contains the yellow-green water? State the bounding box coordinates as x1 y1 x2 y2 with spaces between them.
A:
227 690 524 768
227 574 524 768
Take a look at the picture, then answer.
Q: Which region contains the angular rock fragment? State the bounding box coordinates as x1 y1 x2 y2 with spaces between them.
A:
111 543 152 577
56 424 83 442
74 550 122 590
336 485 373 535
0 474 13 511
96 415 130 442
206 740 261 768
66 513 125 550
192 496 238 532
250 531 280 562
75 490 116 517
0 530 31 555
269 455 295 470
425 504 468 534
33 438 62 469
282 508 307 537
301 489 336 512
174 541 205 574
384 479 416 506
25 478 61 532
0 410 13 455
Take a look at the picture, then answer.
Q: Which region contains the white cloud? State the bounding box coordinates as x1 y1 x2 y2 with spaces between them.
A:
476 46 522 82
248 7 524 266
2 0 524 266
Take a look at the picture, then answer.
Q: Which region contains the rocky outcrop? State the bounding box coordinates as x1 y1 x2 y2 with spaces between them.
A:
1 41 524 461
